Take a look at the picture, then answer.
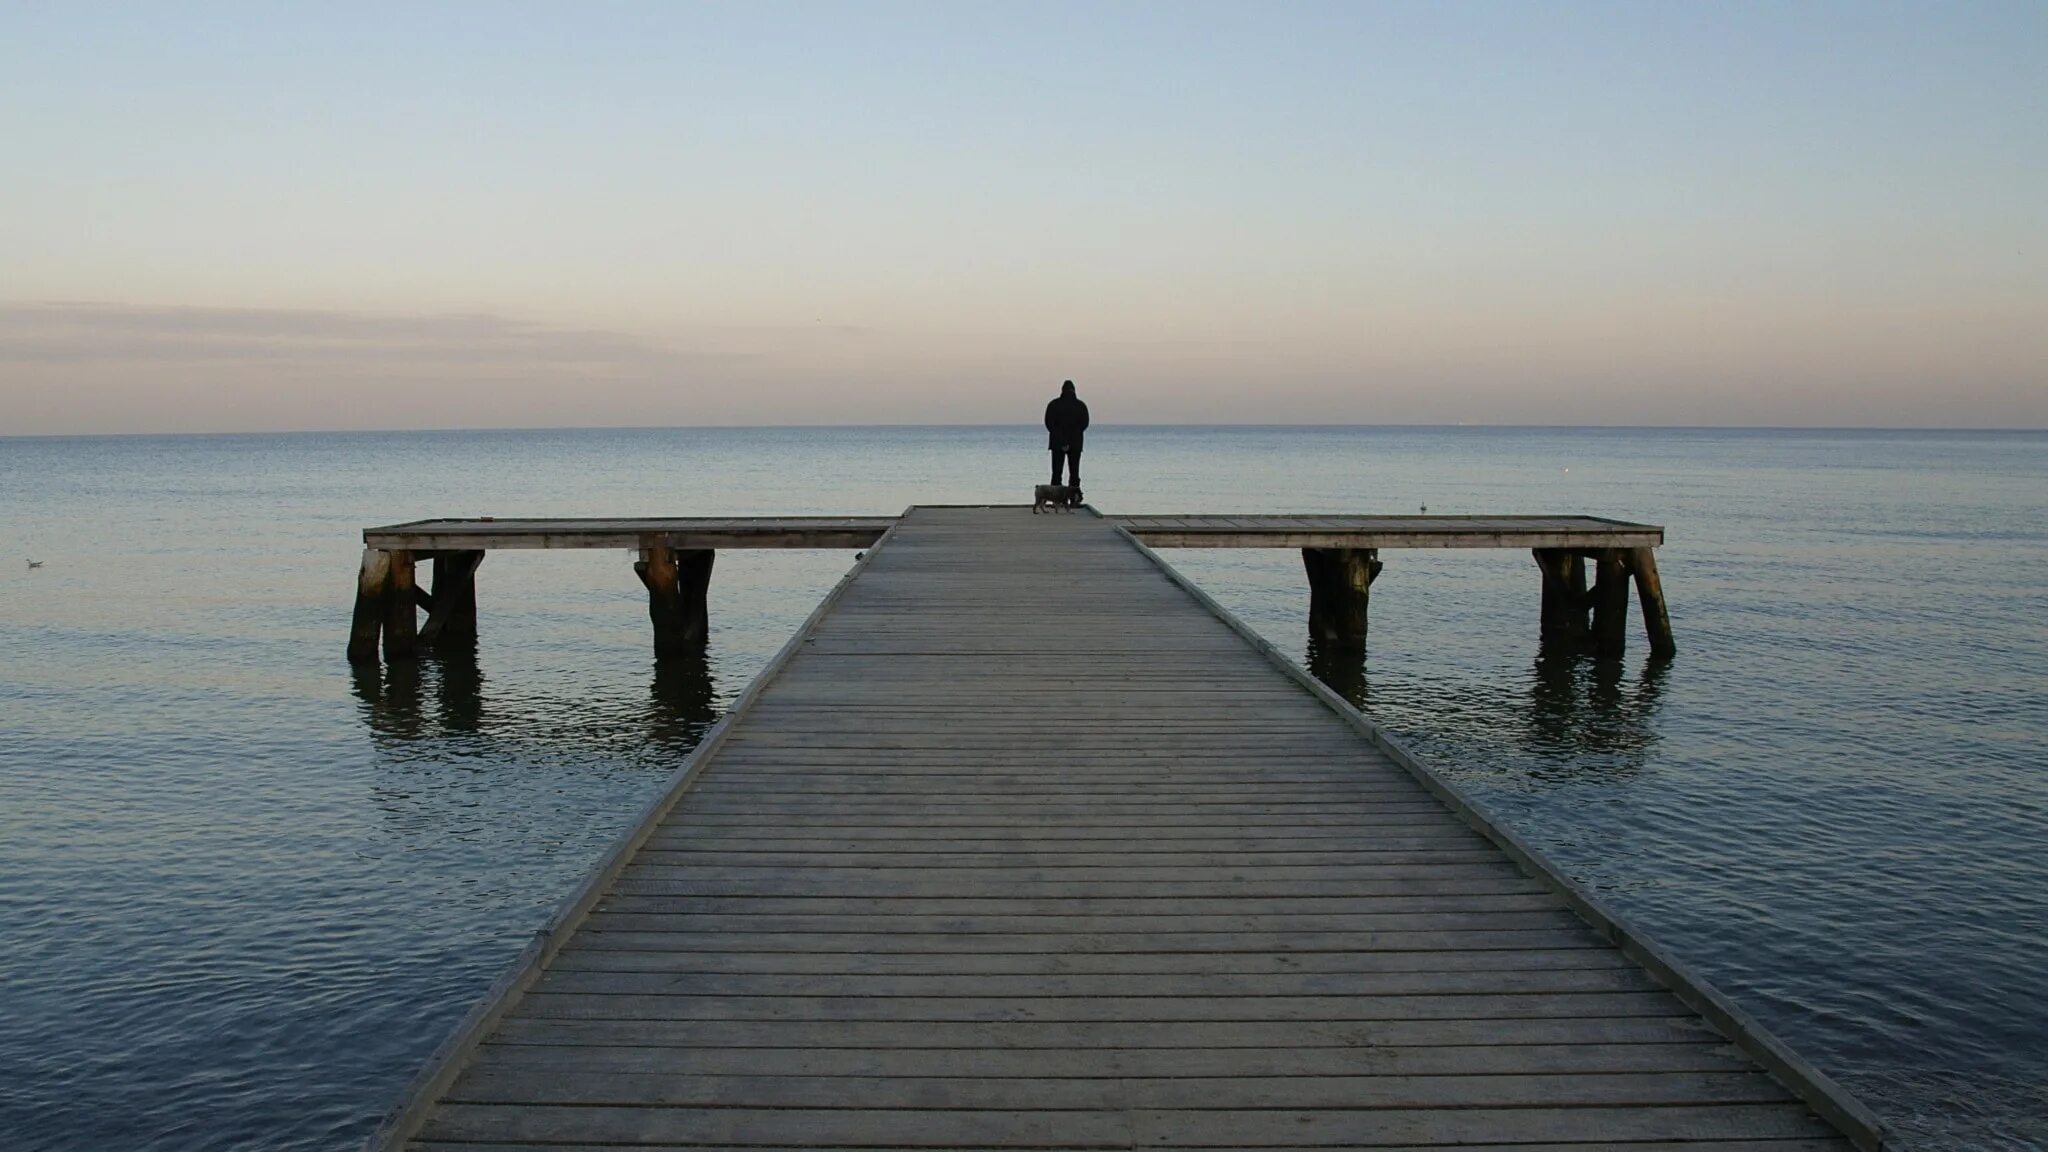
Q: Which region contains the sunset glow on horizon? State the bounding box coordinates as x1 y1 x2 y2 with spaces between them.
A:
3 1 2044 434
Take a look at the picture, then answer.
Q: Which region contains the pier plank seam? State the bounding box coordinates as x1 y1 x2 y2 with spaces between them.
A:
371 506 1859 1152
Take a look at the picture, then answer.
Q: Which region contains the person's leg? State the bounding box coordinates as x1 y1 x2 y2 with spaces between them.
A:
1050 449 1064 485
1067 449 1081 488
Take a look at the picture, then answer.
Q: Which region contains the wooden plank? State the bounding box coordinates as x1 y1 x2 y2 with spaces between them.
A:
566 929 1609 954
544 948 1633 976
415 1102 1829 1146
363 513 1666 551
463 1040 1755 1077
1128 1104 1839 1145
411 1131 1843 1139
532 966 1658 998
485 1014 1730 1049
577 907 1580 934
605 874 1551 900
512 989 1687 1023
364 516 895 551
589 894 1569 917
446 1068 1788 1109
618 864 1543 884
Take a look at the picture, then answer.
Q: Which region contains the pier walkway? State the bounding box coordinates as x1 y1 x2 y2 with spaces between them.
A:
377 507 1872 1150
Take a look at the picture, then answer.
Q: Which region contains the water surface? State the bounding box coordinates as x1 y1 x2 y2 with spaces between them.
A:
1 426 2042 1149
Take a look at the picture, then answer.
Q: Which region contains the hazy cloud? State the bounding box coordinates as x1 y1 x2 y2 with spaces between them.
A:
0 302 671 368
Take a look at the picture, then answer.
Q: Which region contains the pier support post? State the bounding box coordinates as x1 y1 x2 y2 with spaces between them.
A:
1628 546 1676 658
636 546 714 658
1302 547 1381 650
347 548 392 664
419 550 485 649
1590 549 1630 659
383 549 419 661
1533 549 1590 650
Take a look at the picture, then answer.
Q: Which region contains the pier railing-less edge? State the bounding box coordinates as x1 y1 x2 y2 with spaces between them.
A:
360 513 912 1152
346 511 1675 664
1113 521 1884 1151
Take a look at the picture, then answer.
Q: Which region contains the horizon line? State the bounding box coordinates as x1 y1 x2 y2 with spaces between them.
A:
4 421 2046 442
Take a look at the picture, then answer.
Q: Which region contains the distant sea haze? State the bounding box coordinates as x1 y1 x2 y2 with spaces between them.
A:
0 425 2042 1150
3 305 2045 435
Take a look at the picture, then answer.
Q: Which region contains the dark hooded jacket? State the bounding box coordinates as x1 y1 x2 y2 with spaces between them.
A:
1045 386 1090 451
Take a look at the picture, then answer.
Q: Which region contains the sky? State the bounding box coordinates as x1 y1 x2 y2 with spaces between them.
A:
2 1 2044 433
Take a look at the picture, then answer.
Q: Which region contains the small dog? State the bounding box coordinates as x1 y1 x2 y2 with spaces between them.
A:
1032 484 1082 513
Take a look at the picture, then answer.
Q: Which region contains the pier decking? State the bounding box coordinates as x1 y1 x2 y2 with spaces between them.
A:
350 512 1674 662
373 507 1874 1151
360 512 1658 552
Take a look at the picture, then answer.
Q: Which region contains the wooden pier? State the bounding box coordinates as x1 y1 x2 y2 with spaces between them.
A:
369 507 1876 1151
349 512 1673 664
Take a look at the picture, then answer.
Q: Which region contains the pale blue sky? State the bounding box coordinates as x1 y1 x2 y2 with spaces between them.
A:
3 1 2043 432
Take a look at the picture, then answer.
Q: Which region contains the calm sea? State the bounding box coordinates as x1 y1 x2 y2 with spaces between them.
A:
1 426 2043 1150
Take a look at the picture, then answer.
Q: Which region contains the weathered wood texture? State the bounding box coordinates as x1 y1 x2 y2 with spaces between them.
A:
635 546 714 658
348 547 392 664
383 549 418 662
385 508 1846 1151
1631 545 1678 658
1533 548 1590 649
357 512 1673 661
1120 514 1663 550
1534 547 1676 659
363 514 1663 553
1302 546 1381 649
365 517 895 551
1592 549 1632 659
420 550 485 648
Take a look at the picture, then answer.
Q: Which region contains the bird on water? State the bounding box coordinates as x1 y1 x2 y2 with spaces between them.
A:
27 560 43 569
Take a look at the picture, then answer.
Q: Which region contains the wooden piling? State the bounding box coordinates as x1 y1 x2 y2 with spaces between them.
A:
678 548 713 646
636 546 714 658
382 549 418 661
1302 547 1380 650
1590 549 1630 659
347 548 391 664
1533 548 1589 650
1629 546 1676 658
419 550 484 648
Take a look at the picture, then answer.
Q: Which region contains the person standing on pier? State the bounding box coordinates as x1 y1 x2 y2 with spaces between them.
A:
1045 380 1090 488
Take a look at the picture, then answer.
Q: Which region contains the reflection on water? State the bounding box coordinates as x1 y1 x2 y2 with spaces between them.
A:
435 649 486 734
1520 651 1668 773
1306 639 1669 780
648 657 720 753
1305 636 1369 709
351 660 425 741
351 653 719 755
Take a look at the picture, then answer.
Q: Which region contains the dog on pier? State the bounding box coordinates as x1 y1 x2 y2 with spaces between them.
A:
1032 484 1082 513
